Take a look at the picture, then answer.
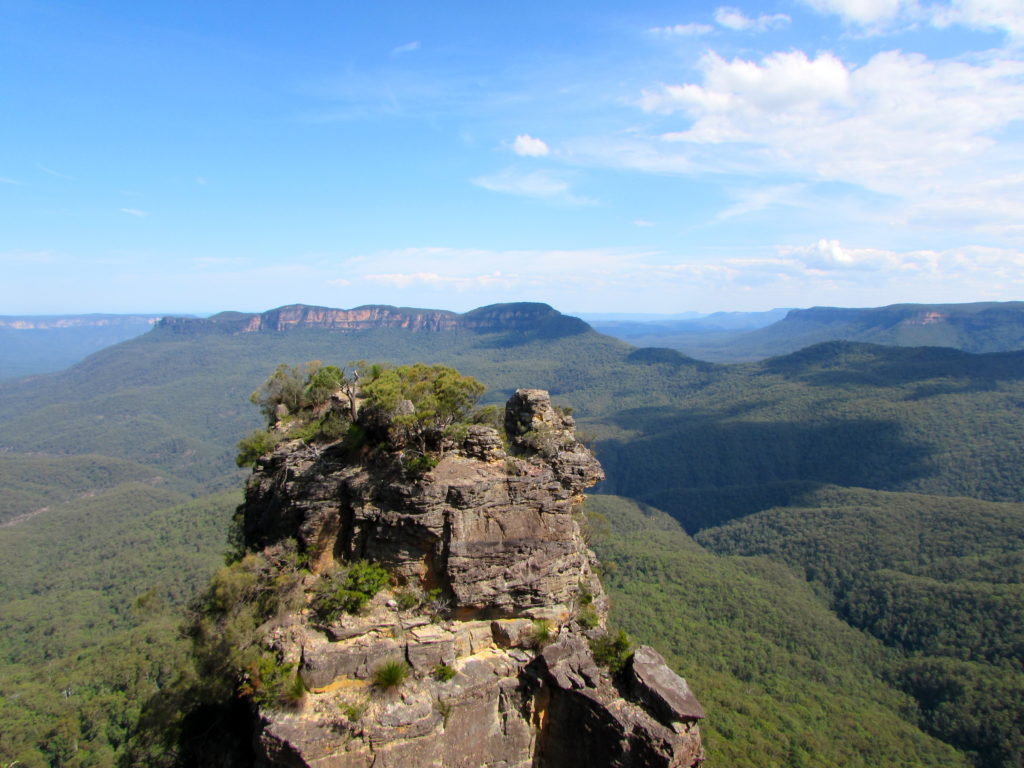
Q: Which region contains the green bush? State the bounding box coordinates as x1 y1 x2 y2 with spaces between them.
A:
405 453 439 475
577 605 600 629
242 652 305 708
589 629 633 674
432 663 457 682
250 363 310 423
373 659 409 690
235 429 278 467
343 422 367 451
395 589 422 611
340 698 368 722
311 561 391 622
304 365 346 408
318 410 349 441
361 363 485 451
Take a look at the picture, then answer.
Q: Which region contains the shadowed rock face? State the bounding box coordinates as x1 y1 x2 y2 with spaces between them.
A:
240 389 704 768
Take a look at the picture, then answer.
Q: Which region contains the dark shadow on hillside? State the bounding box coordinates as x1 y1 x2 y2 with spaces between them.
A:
594 405 933 533
469 320 592 349
626 347 719 372
761 342 1024 391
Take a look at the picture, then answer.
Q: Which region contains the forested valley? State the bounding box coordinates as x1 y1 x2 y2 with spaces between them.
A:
0 303 1021 767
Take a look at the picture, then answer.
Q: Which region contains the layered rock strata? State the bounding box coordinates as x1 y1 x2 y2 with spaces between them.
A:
242 389 704 767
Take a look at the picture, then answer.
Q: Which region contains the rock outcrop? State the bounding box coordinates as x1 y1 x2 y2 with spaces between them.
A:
240 388 704 767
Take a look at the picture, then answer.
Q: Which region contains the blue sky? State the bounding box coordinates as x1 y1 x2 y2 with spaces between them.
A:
2 0 1023 314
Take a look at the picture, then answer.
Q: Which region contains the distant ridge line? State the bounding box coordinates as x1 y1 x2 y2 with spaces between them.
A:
156 302 592 337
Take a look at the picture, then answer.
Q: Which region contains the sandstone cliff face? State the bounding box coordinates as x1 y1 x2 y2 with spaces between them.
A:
240 389 704 767
157 302 589 338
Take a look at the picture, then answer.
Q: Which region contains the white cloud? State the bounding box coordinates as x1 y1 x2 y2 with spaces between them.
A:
649 22 715 36
630 47 1024 235
642 50 850 117
195 176 207 185
472 168 593 204
120 208 150 217
774 240 1024 283
714 7 791 31
512 134 550 157
0 177 21 185
634 219 656 227
933 0 1024 37
391 41 420 56
779 238 900 270
638 240 1024 307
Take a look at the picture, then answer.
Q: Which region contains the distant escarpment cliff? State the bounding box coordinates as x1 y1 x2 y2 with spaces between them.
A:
221 381 704 768
157 302 590 339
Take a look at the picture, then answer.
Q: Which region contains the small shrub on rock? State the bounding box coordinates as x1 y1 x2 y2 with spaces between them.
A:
395 588 423 611
528 619 553 649
404 453 439 475
577 605 600 629
432 663 457 682
340 698 368 722
236 429 278 467
589 628 633 674
241 652 305 708
373 659 409 690
311 560 391 621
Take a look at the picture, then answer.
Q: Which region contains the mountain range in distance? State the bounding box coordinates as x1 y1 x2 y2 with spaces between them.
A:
5 300 1023 380
0 314 164 379
587 301 1024 362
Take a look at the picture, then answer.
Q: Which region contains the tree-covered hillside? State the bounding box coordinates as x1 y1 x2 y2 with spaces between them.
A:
697 486 1024 766
588 494 966 768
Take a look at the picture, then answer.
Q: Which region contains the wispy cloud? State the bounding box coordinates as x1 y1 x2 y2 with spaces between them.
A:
649 22 714 36
472 168 594 204
352 246 653 293
37 164 73 179
0 177 21 185
800 0 1024 37
634 219 656 227
714 184 808 221
714 7 790 31
511 134 550 157
120 208 150 217
349 241 1024 310
391 40 421 56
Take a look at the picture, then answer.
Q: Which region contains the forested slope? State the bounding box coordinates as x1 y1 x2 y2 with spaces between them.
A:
1 304 1022 765
698 486 1024 765
588 494 966 768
